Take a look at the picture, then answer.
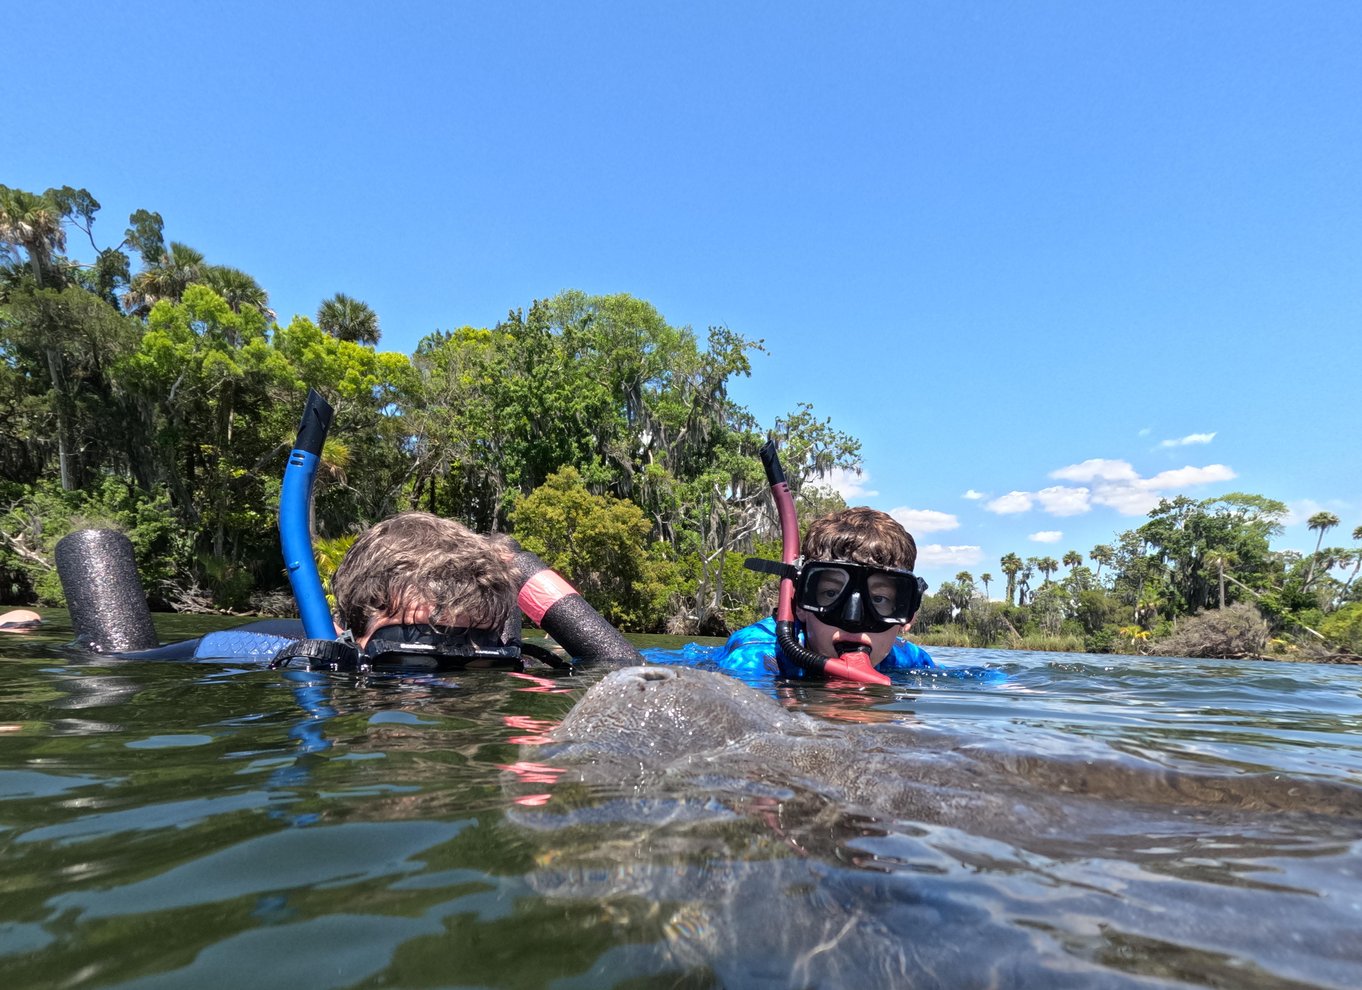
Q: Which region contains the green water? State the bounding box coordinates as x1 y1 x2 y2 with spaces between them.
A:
2 613 1360 988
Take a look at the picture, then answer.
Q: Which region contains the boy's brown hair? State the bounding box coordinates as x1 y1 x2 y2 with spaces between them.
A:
332 511 517 637
802 506 917 570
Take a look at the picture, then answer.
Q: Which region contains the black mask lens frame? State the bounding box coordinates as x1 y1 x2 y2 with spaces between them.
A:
364 623 521 668
794 560 927 632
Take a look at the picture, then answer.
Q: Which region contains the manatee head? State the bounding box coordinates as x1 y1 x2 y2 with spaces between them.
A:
550 665 800 766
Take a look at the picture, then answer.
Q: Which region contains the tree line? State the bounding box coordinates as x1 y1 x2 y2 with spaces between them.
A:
916 500 1361 657
3 181 1358 654
0 182 858 634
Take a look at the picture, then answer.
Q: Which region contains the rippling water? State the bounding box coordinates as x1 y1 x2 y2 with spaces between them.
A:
2 613 1360 989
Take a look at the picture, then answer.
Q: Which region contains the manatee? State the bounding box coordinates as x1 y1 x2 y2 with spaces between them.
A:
501 664 1362 987
538 665 1362 840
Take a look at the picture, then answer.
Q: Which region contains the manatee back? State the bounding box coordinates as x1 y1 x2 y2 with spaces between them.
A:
553 665 799 765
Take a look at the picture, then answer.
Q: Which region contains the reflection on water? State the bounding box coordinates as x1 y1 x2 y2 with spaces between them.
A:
0 615 1359 988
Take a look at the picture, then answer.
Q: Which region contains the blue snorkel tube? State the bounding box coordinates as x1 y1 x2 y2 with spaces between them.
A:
280 388 336 639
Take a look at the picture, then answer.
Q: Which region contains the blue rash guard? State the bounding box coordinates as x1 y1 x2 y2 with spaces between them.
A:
715 614 935 679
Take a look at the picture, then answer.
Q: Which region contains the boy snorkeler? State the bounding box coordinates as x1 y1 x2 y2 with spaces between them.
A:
330 511 521 663
322 510 642 669
717 506 933 678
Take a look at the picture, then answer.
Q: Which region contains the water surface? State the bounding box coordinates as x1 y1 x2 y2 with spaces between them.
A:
2 614 1359 988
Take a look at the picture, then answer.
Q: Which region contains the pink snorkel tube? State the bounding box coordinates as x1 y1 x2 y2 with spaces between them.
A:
759 441 890 686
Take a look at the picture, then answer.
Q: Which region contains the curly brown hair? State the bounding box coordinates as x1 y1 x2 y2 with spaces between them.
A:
332 512 517 637
802 506 917 570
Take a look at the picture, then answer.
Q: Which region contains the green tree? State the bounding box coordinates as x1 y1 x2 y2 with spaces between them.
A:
0 186 77 487
120 285 294 574
1304 511 1340 591
124 241 206 314
510 465 661 629
1130 493 1287 617
1340 526 1362 601
1319 602 1362 654
1062 550 1082 575
1202 548 1239 609
979 572 993 600
1089 543 1114 581
767 402 862 507
201 266 273 318
1 284 145 489
0 186 66 285
1000 552 1022 606
317 292 381 346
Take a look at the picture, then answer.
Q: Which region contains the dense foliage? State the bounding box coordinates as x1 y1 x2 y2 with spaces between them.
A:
914 502 1362 658
3 181 1357 653
0 182 858 633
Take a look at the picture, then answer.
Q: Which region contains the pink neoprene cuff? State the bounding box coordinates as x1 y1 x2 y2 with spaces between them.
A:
518 569 578 624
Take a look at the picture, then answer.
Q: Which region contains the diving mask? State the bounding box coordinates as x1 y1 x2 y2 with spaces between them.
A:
793 560 926 633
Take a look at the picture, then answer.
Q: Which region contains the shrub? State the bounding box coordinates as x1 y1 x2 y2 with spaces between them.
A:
1319 603 1362 655
1150 603 1270 658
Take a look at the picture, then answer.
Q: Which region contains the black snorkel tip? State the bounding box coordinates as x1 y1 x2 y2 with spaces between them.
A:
759 439 787 487
294 388 334 457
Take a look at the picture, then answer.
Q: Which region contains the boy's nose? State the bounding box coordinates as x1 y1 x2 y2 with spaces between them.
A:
840 591 865 624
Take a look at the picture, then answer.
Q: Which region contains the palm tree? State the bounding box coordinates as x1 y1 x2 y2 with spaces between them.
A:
1338 545 1362 601
1089 544 1114 581
317 292 381 345
0 186 65 285
1135 586 1164 629
1019 558 1037 605
1202 548 1239 608
0 186 75 488
201 265 274 319
124 241 206 314
1037 556 1058 586
1063 550 1082 575
1304 512 1340 590
979 572 993 600
1000 553 1022 606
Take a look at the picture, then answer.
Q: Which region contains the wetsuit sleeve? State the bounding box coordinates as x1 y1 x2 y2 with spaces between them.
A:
879 638 936 671
714 618 782 674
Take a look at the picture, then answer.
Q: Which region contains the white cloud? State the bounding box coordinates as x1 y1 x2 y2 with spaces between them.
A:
1143 464 1236 489
1046 459 1239 518
1284 499 1327 527
825 466 877 499
1092 486 1163 516
986 491 1033 514
983 459 1239 522
1283 499 1353 529
961 489 986 500
1159 432 1216 448
888 507 959 534
1138 427 1151 437
1050 458 1139 483
1029 530 1063 543
916 544 984 566
1035 485 1091 516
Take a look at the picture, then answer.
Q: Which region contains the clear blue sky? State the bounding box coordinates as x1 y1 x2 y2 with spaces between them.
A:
9 1 1360 594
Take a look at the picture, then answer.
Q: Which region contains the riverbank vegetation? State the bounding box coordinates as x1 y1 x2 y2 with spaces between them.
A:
3 182 1358 658
912 502 1362 660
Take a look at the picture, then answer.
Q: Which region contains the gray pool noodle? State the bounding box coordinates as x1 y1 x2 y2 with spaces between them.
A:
509 547 644 665
55 528 160 654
